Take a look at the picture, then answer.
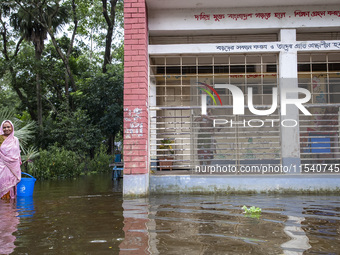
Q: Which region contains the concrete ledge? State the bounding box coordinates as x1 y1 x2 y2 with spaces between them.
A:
150 174 340 194
123 173 149 197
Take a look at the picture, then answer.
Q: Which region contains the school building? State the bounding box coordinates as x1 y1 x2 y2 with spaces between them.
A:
123 0 340 196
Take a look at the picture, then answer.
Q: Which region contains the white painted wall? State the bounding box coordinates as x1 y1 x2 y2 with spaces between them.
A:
148 5 340 35
149 40 340 55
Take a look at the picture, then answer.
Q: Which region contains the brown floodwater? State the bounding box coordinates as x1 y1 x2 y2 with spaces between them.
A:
1 173 340 254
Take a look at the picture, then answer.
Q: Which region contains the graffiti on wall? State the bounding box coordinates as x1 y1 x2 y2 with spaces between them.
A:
124 107 144 138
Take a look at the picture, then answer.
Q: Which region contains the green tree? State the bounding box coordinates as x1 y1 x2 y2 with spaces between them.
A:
0 2 26 114
0 38 39 120
75 0 123 69
102 0 119 73
11 0 69 127
77 64 123 154
40 103 103 156
0 0 125 176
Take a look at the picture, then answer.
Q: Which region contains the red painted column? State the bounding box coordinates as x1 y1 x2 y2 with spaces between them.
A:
123 0 149 175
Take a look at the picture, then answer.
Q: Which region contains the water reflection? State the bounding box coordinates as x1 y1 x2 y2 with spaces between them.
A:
119 199 151 255
16 196 35 218
1 174 338 254
0 200 19 255
12 174 124 254
281 216 311 255
120 195 340 254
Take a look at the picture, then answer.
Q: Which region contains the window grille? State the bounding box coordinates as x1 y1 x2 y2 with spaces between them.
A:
149 54 281 173
298 52 340 164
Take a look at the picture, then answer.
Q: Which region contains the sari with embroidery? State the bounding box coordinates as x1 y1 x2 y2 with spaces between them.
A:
0 120 21 199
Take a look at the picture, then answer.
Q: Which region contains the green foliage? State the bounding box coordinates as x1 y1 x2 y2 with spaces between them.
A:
87 144 113 173
21 146 40 164
0 78 20 110
2 43 43 120
28 144 113 180
77 64 123 139
242 205 262 217
21 146 40 173
40 107 102 155
14 121 36 150
10 0 69 51
75 0 123 52
0 0 125 180
32 146 85 180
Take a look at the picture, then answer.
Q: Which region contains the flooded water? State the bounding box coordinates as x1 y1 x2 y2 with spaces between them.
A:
1 173 340 254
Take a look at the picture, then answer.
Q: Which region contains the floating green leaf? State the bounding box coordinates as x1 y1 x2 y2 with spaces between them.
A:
242 205 262 215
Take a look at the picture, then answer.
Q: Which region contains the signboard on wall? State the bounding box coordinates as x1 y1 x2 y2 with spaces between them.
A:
148 5 340 33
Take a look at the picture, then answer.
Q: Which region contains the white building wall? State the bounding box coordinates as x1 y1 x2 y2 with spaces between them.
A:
148 6 340 35
147 4 340 171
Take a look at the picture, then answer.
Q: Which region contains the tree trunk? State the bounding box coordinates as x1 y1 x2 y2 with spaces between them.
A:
35 48 43 128
47 0 78 94
65 69 70 108
110 133 116 155
36 72 43 127
47 35 77 92
102 0 118 73
103 25 113 73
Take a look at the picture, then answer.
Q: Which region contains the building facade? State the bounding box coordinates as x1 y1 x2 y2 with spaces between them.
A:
123 0 340 196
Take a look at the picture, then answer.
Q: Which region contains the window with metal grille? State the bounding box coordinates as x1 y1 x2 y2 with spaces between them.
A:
298 52 340 164
149 54 281 173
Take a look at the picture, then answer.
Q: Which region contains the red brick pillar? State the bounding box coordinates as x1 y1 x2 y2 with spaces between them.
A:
123 0 149 195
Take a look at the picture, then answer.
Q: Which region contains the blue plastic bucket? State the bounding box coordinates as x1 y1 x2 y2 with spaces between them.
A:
17 172 36 197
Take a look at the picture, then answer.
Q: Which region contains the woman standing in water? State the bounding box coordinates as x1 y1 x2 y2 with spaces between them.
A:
0 120 21 200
